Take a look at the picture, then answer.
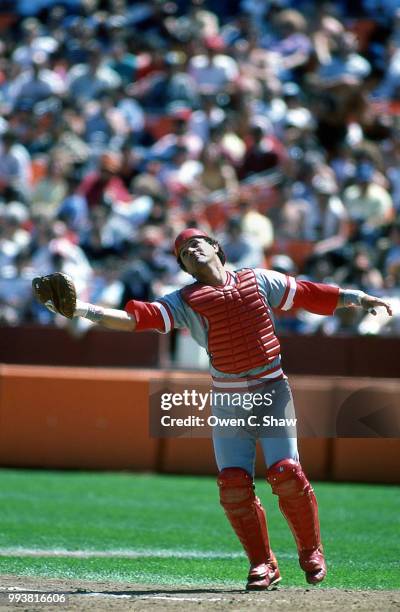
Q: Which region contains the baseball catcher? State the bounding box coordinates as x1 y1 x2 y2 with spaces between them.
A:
33 228 392 590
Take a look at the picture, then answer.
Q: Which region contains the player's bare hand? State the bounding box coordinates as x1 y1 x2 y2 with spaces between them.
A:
361 295 393 316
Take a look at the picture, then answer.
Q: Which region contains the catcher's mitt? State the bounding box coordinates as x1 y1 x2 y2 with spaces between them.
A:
32 272 77 319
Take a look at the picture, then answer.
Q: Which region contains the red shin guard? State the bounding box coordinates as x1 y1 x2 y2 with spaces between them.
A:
218 468 272 566
266 459 326 581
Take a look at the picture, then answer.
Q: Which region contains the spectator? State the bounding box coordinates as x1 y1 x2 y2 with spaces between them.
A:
240 198 274 250
114 88 146 140
80 203 131 262
194 144 238 195
31 157 68 218
83 94 116 151
383 221 400 287
77 152 132 209
67 43 122 103
384 123 400 212
282 82 315 133
188 35 239 95
238 125 281 180
30 219 92 295
189 93 227 145
0 203 29 274
220 215 264 269
12 17 58 68
309 173 350 254
316 30 371 84
57 170 88 233
118 228 176 305
151 112 203 161
0 248 34 325
0 130 32 202
335 243 384 292
343 160 394 235
130 52 199 113
267 9 313 81
12 52 65 107
1 202 30 253
107 41 137 86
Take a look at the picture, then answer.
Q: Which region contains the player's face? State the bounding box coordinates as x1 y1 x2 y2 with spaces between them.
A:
180 238 219 274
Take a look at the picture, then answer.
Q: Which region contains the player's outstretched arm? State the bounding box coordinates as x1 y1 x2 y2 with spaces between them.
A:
74 301 137 331
338 289 393 317
282 278 393 318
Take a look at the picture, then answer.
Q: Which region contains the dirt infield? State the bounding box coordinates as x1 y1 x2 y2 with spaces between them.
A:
0 575 399 611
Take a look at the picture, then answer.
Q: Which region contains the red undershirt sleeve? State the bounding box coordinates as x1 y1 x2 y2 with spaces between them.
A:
292 280 340 315
124 300 174 333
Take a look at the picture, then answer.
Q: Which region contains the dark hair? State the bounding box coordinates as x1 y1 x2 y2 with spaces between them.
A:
177 237 226 273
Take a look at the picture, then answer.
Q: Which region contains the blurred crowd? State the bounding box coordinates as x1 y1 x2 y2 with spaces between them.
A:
1 0 400 337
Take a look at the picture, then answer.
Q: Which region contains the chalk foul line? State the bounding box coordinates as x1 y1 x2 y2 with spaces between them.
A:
0 547 247 559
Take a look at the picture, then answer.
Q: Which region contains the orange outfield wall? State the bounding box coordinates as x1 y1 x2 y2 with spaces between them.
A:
0 364 399 483
0 365 162 470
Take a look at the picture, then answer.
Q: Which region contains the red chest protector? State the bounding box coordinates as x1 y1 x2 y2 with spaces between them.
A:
181 269 280 374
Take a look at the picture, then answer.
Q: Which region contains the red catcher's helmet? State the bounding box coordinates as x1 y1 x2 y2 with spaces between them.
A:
174 228 211 258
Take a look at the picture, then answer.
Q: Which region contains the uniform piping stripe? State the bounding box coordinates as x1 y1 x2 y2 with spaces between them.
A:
212 363 282 382
280 276 297 311
153 301 173 333
277 275 290 309
212 367 284 388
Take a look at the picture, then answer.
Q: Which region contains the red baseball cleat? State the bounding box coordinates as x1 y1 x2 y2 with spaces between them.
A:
246 555 281 591
299 547 327 584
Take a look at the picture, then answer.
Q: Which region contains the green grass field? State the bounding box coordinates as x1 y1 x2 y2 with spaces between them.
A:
0 469 398 590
